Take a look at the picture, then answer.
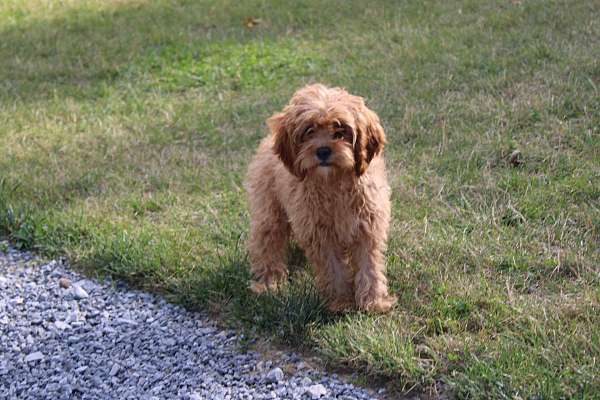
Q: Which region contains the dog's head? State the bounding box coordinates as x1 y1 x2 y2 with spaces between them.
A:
268 84 385 179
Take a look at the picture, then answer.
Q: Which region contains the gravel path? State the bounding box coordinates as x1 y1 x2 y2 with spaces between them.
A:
0 242 382 400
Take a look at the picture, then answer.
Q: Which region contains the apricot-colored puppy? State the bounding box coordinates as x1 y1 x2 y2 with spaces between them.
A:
245 84 396 313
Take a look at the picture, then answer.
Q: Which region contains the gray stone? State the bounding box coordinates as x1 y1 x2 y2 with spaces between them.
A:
300 377 312 386
25 351 44 363
74 279 96 291
71 285 88 300
109 364 120 376
116 317 137 325
55 321 69 330
66 311 78 323
266 367 284 383
296 361 308 370
305 384 328 399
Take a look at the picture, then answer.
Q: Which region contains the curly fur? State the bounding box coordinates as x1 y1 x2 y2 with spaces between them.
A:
245 84 396 313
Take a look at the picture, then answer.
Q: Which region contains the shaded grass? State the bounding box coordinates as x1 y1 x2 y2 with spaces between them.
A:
1 0 599 398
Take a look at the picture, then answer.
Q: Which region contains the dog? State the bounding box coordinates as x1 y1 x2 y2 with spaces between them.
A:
245 84 396 313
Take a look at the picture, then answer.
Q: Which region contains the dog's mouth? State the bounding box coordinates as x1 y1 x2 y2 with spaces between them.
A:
318 162 332 167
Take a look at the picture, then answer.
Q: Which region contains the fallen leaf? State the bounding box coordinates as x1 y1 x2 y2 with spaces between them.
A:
509 150 523 167
59 277 71 289
244 16 261 29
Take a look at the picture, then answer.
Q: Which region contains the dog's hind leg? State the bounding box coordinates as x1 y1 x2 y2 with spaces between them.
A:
247 196 290 293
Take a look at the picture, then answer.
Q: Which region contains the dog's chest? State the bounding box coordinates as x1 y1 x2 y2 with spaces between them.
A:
287 184 362 247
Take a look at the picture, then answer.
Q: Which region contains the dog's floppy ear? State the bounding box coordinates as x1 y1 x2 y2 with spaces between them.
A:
268 112 303 178
353 104 386 176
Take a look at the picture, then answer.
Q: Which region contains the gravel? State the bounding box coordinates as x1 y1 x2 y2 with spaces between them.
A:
0 242 380 400
306 384 329 399
266 367 285 383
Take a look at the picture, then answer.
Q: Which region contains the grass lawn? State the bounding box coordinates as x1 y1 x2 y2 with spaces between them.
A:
1 0 599 398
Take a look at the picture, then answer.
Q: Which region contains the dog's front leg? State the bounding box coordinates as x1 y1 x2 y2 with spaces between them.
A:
352 236 397 313
247 203 290 293
306 247 355 312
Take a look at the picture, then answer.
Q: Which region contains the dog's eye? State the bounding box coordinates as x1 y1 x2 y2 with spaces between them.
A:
303 126 314 137
333 131 344 140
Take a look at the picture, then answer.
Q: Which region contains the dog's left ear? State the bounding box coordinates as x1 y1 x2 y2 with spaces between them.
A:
353 104 386 176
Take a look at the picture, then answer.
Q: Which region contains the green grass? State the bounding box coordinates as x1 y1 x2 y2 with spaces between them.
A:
1 0 599 398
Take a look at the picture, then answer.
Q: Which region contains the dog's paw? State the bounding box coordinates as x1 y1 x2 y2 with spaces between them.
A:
250 266 288 294
358 294 397 313
250 280 278 294
250 281 269 294
250 278 283 294
327 297 355 313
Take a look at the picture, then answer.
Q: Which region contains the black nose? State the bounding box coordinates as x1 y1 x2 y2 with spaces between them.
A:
316 146 332 161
